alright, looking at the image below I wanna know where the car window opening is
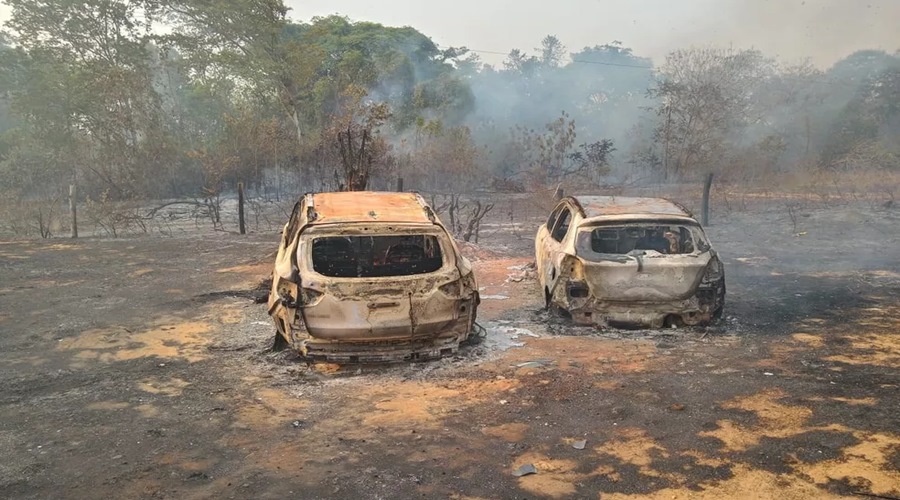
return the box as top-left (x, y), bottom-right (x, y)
top-left (589, 225), bottom-right (698, 255)
top-left (312, 235), bottom-right (444, 278)
top-left (551, 209), bottom-right (572, 242)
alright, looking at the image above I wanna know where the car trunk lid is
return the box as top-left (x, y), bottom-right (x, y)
top-left (578, 253), bottom-right (710, 301)
top-left (573, 222), bottom-right (713, 302)
top-left (297, 228), bottom-right (464, 341)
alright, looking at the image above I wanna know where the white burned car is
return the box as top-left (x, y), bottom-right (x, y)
top-left (536, 196), bottom-right (725, 328)
top-left (267, 191), bottom-right (479, 362)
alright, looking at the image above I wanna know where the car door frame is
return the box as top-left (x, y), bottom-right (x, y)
top-left (268, 198), bottom-right (307, 339)
top-left (536, 201), bottom-right (564, 289)
top-left (537, 200), bottom-right (575, 300)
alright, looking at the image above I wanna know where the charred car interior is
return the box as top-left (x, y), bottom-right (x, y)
top-left (584, 224), bottom-right (706, 255)
top-left (311, 235), bottom-right (444, 278)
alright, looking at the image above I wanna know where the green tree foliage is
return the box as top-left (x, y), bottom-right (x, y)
top-left (3, 0), bottom-right (173, 198)
top-left (2, 0), bottom-right (898, 225)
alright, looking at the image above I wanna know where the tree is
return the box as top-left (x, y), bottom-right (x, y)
top-left (824, 60), bottom-right (900, 168)
top-left (324, 85), bottom-right (393, 191)
top-left (405, 121), bottom-right (483, 191)
top-left (568, 139), bottom-right (616, 178)
top-left (538, 35), bottom-right (566, 68)
top-left (4, 0), bottom-right (175, 198)
top-left (161, 0), bottom-right (322, 149)
top-left (648, 47), bottom-right (774, 178)
top-left (503, 49), bottom-right (539, 77)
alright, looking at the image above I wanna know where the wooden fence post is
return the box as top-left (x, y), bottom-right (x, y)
top-left (701, 173), bottom-right (714, 226)
top-left (69, 184), bottom-right (78, 238)
top-left (397, 177), bottom-right (404, 192)
top-left (237, 181), bottom-right (246, 235)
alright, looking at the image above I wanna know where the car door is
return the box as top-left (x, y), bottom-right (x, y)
top-left (545, 206), bottom-right (573, 295)
top-left (268, 201), bottom-right (305, 334)
top-left (536, 202), bottom-right (564, 289)
top-left (537, 202), bottom-right (572, 295)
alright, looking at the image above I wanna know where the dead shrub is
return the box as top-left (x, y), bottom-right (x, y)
top-left (0, 191), bottom-right (64, 238)
top-left (83, 190), bottom-right (147, 237)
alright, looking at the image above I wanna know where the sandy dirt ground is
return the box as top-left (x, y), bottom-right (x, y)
top-left (1, 197), bottom-right (899, 499)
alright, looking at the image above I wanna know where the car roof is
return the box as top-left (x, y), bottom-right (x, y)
top-left (307, 191), bottom-right (434, 225)
top-left (570, 195), bottom-right (694, 219)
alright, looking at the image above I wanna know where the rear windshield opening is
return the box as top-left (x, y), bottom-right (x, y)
top-left (311, 235), bottom-right (444, 278)
top-left (588, 225), bottom-right (698, 255)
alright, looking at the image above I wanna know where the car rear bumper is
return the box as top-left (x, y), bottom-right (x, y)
top-left (561, 280), bottom-right (725, 328)
top-left (292, 310), bottom-right (476, 363)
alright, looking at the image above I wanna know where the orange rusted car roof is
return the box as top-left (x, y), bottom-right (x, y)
top-left (310, 191), bottom-right (433, 224)
top-left (574, 196), bottom-right (693, 219)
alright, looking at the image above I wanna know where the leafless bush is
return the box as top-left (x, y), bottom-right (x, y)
top-left (245, 197), bottom-right (293, 232)
top-left (0, 196), bottom-right (63, 238)
top-left (429, 193), bottom-right (495, 243)
top-left (83, 191), bottom-right (147, 237)
top-left (461, 200), bottom-right (495, 243)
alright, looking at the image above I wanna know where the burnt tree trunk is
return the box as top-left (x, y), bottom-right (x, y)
top-left (238, 182), bottom-right (246, 235)
top-left (337, 126), bottom-right (371, 191)
top-left (701, 173), bottom-right (714, 226)
top-left (69, 184), bottom-right (78, 239)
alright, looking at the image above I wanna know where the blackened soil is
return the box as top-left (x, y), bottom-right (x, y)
top-left (1, 201), bottom-right (899, 499)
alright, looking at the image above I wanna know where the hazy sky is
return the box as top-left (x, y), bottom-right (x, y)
top-left (287, 0), bottom-right (900, 68)
top-left (1, 0), bottom-right (898, 68)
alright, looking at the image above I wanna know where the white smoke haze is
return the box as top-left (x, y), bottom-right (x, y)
top-left (1, 0), bottom-right (898, 200)
top-left (287, 0), bottom-right (900, 69)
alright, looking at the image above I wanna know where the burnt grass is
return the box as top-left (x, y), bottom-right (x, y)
top-left (0, 199), bottom-right (899, 499)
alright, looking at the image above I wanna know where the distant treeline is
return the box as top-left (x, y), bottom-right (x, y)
top-left (1, 0), bottom-right (898, 208)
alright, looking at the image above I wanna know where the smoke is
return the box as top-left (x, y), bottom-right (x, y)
top-left (649, 0), bottom-right (900, 68)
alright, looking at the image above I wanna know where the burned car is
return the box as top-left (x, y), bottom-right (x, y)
top-left (267, 191), bottom-right (479, 362)
top-left (536, 196), bottom-right (725, 328)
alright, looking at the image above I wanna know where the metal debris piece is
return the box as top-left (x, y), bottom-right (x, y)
top-left (572, 439), bottom-right (587, 450)
top-left (513, 464), bottom-right (537, 477)
top-left (515, 359), bottom-right (553, 369)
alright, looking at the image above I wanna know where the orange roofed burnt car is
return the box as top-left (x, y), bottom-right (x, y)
top-left (536, 196), bottom-right (725, 328)
top-left (267, 191), bottom-right (480, 362)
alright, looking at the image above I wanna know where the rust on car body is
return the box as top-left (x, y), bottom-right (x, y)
top-left (579, 196), bottom-right (694, 218)
top-left (267, 191), bottom-right (479, 363)
top-left (535, 195), bottom-right (725, 328)
top-left (308, 191), bottom-right (435, 225)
